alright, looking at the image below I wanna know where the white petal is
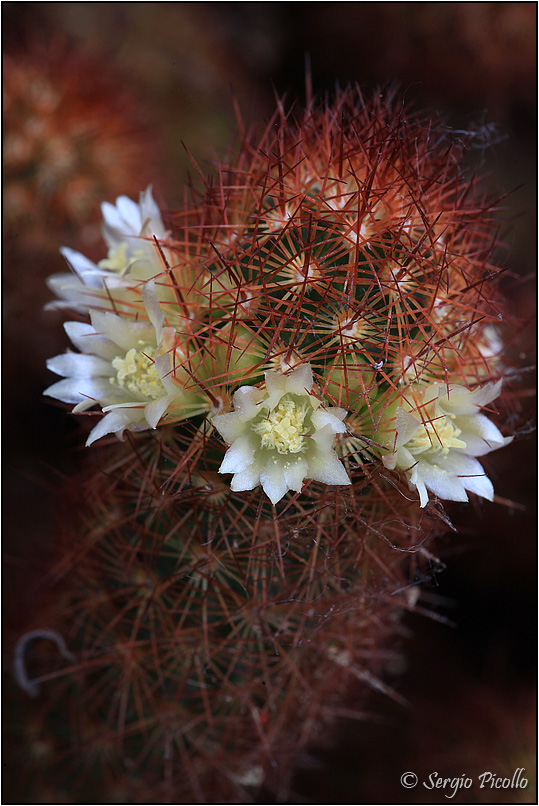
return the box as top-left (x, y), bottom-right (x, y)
top-left (140, 185), bottom-right (160, 216)
top-left (420, 384), bottom-right (442, 408)
top-left (101, 200), bottom-right (124, 232)
top-left (47, 274), bottom-right (101, 306)
top-left (395, 407), bottom-right (422, 448)
top-left (310, 423), bottom-right (338, 452)
top-left (72, 399), bottom-right (102, 413)
top-left (159, 327), bottom-right (176, 353)
top-left (45, 276), bottom-right (82, 303)
top-left (44, 299), bottom-right (79, 313)
top-left (44, 377), bottom-right (119, 405)
top-left (307, 449), bottom-right (350, 486)
top-left (144, 394), bottom-right (173, 429)
top-left (61, 321), bottom-right (95, 351)
top-left (284, 363), bottom-right (313, 395)
top-left (59, 247), bottom-right (102, 284)
top-left (230, 464), bottom-right (261, 492)
top-left (311, 408), bottom-right (347, 435)
top-left (455, 413), bottom-right (511, 456)
top-left (102, 401), bottom-right (147, 414)
top-left (414, 475), bottom-right (430, 508)
top-left (143, 279), bottom-right (165, 340)
top-left (117, 195), bottom-right (142, 233)
top-left (63, 322), bottom-right (118, 361)
top-left (283, 458), bottom-right (309, 493)
top-left (102, 198), bottom-right (140, 243)
top-left (439, 380), bottom-right (502, 415)
top-left (475, 379), bottom-right (503, 407)
top-left (397, 445), bottom-right (416, 470)
top-left (264, 370), bottom-right (287, 397)
top-left (417, 461), bottom-right (469, 503)
top-left (72, 388), bottom-right (127, 412)
top-left (219, 436), bottom-right (256, 474)
top-left (212, 411), bottom-right (247, 445)
top-left (139, 186), bottom-right (167, 237)
top-left (265, 388), bottom-right (286, 411)
top-left (321, 405), bottom-right (347, 423)
top-left (434, 453), bottom-right (494, 501)
top-left (231, 386), bottom-right (263, 419)
top-left (382, 452), bottom-right (398, 471)
top-left (153, 352), bottom-right (173, 391)
top-left (47, 353), bottom-right (111, 378)
top-left (260, 459), bottom-right (290, 505)
top-left (89, 310), bottom-right (154, 351)
top-left (86, 409), bottom-right (147, 446)
top-left (459, 472), bottom-right (494, 501)
top-left (434, 452), bottom-right (483, 476)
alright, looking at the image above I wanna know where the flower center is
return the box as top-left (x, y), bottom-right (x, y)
top-left (254, 399), bottom-right (307, 454)
top-left (99, 242), bottom-right (132, 273)
top-left (98, 242), bottom-right (143, 274)
top-left (407, 414), bottom-right (466, 456)
top-left (110, 343), bottom-right (165, 399)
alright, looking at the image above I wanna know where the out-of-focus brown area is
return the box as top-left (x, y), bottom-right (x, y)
top-left (3, 3), bottom-right (535, 803)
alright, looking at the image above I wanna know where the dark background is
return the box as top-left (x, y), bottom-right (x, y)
top-left (4, 3), bottom-right (536, 803)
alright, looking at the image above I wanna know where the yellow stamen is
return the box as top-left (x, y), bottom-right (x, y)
top-left (408, 415), bottom-right (466, 456)
top-left (110, 343), bottom-right (165, 399)
top-left (254, 399), bottom-right (307, 454)
top-left (98, 242), bottom-right (132, 273)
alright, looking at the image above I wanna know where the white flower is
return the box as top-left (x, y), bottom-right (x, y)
top-left (380, 380), bottom-right (512, 508)
top-left (212, 364), bottom-right (351, 505)
top-left (44, 280), bottom-right (203, 445)
top-left (46, 187), bottom-right (170, 314)
top-left (100, 185), bottom-right (168, 253)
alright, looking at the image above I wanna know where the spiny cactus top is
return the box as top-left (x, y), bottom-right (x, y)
top-left (45, 87), bottom-right (512, 508)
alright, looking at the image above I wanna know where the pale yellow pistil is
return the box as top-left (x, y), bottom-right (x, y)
top-left (254, 400), bottom-right (307, 454)
top-left (407, 415), bottom-right (466, 457)
top-left (110, 343), bottom-right (165, 399)
top-left (99, 242), bottom-right (132, 273)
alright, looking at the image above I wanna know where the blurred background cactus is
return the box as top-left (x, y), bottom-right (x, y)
top-left (4, 3), bottom-right (535, 804)
top-left (3, 30), bottom-right (164, 648)
top-left (3, 37), bottom-right (160, 366)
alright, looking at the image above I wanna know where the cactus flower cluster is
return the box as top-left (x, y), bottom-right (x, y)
top-left (35, 88), bottom-right (515, 801)
top-left (45, 96), bottom-right (512, 510)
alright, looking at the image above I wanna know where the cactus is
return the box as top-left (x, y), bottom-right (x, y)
top-left (18, 86), bottom-right (516, 802)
